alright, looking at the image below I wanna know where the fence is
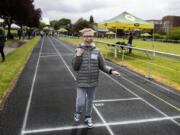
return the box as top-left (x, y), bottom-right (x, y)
top-left (60, 35), bottom-right (180, 79)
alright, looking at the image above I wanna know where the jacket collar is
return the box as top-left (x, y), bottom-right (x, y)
top-left (81, 43), bottom-right (96, 49)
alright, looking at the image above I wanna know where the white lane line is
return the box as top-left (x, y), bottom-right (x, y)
top-left (48, 37), bottom-right (76, 80)
top-left (41, 53), bottom-right (57, 55)
top-left (53, 37), bottom-right (74, 53)
top-left (48, 37), bottom-right (114, 135)
top-left (54, 37), bottom-right (180, 126)
top-left (107, 115), bottom-right (180, 126)
top-left (41, 55), bottom-right (58, 58)
top-left (22, 124), bottom-right (93, 134)
top-left (106, 60), bottom-right (180, 97)
top-left (55, 37), bottom-right (180, 99)
top-left (57, 37), bottom-right (180, 125)
top-left (93, 98), bottom-right (141, 103)
top-left (102, 72), bottom-right (180, 127)
top-left (54, 38), bottom-right (180, 111)
top-left (93, 105), bottom-right (115, 135)
top-left (23, 115), bottom-right (180, 134)
top-left (21, 38), bottom-right (45, 135)
top-left (54, 36), bottom-right (176, 94)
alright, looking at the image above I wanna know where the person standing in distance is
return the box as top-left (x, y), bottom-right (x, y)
top-left (128, 32), bottom-right (133, 54)
top-left (0, 24), bottom-right (6, 62)
top-left (72, 28), bottom-right (120, 128)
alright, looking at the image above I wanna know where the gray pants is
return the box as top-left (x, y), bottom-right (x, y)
top-left (76, 87), bottom-right (96, 117)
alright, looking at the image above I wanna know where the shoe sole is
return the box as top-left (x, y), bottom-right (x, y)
top-left (84, 122), bottom-right (93, 129)
top-left (87, 125), bottom-right (93, 129)
top-left (74, 117), bottom-right (80, 122)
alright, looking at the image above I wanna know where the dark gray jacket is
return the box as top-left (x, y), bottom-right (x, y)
top-left (72, 43), bottom-right (113, 88)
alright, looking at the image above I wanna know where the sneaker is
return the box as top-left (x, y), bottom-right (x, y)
top-left (74, 112), bottom-right (81, 122)
top-left (84, 117), bottom-right (93, 128)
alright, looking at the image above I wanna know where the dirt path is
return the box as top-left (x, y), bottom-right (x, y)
top-left (4, 39), bottom-right (29, 55)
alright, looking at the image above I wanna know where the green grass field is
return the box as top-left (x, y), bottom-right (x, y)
top-left (60, 37), bottom-right (180, 90)
top-left (0, 36), bottom-right (41, 101)
top-left (94, 38), bottom-right (180, 55)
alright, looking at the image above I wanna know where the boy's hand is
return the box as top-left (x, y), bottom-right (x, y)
top-left (112, 71), bottom-right (120, 76)
top-left (76, 48), bottom-right (84, 56)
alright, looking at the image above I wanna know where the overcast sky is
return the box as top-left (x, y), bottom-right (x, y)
top-left (34, 0), bottom-right (180, 24)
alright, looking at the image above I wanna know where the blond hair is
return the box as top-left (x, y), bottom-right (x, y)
top-left (80, 28), bottom-right (95, 35)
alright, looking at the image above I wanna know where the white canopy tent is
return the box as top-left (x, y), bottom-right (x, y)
top-left (5, 24), bottom-right (21, 29)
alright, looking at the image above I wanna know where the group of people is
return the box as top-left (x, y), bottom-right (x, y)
top-left (18, 29), bottom-right (33, 40)
top-left (0, 26), bottom-right (39, 62)
top-left (40, 31), bottom-right (50, 37)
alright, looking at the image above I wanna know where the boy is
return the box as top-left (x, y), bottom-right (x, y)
top-left (72, 28), bottom-right (120, 128)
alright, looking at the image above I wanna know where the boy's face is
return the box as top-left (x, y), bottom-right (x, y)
top-left (82, 31), bottom-right (94, 46)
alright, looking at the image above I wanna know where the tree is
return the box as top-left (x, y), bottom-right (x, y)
top-left (15, 0), bottom-right (41, 28)
top-left (156, 29), bottom-right (166, 35)
top-left (56, 18), bottom-right (71, 30)
top-left (0, 0), bottom-right (41, 38)
top-left (26, 8), bottom-right (42, 27)
top-left (167, 27), bottom-right (180, 40)
top-left (89, 16), bottom-right (94, 24)
top-left (58, 18), bottom-right (71, 26)
top-left (50, 18), bottom-right (71, 30)
top-left (50, 20), bottom-right (57, 28)
top-left (39, 22), bottom-right (47, 30)
top-left (72, 18), bottom-right (93, 35)
top-left (50, 20), bottom-right (59, 30)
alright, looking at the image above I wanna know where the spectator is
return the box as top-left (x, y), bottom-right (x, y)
top-left (22, 30), bottom-right (25, 40)
top-left (0, 25), bottom-right (6, 62)
top-left (128, 33), bottom-right (133, 54)
top-left (18, 29), bottom-right (21, 40)
top-left (28, 30), bottom-right (31, 39)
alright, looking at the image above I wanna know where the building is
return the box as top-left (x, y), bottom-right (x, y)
top-left (161, 16), bottom-right (180, 32)
top-left (93, 25), bottom-right (108, 37)
top-left (146, 19), bottom-right (161, 32)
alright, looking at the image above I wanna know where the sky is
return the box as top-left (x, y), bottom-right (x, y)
top-left (34, 0), bottom-right (180, 24)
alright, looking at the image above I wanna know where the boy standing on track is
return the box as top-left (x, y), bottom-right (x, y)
top-left (72, 28), bottom-right (120, 128)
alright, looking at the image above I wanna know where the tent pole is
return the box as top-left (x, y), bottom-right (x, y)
top-left (115, 27), bottom-right (117, 41)
top-left (152, 28), bottom-right (155, 56)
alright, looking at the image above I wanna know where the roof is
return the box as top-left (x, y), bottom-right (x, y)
top-left (93, 25), bottom-right (108, 32)
top-left (98, 11), bottom-right (154, 29)
top-left (101, 11), bottom-right (150, 23)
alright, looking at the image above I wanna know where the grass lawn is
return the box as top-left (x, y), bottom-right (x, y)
top-left (0, 36), bottom-right (41, 103)
top-left (60, 37), bottom-right (180, 91)
top-left (94, 38), bottom-right (180, 55)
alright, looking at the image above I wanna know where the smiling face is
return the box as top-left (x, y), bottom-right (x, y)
top-left (82, 30), bottom-right (94, 46)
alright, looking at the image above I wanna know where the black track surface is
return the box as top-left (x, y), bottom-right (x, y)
top-left (0, 37), bottom-right (180, 135)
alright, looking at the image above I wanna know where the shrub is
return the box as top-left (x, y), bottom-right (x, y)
top-left (153, 33), bottom-right (161, 39)
top-left (167, 27), bottom-right (180, 40)
top-left (157, 29), bottom-right (166, 35)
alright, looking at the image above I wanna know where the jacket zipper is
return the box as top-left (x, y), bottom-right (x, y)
top-left (88, 48), bottom-right (90, 86)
